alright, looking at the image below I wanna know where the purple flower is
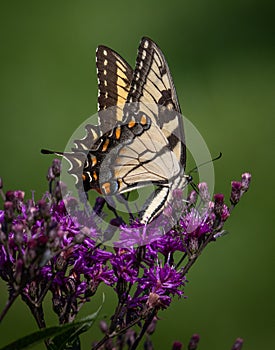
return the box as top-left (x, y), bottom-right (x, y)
top-left (116, 222), bottom-right (163, 247)
top-left (150, 230), bottom-right (185, 258)
top-left (0, 159), bottom-right (252, 348)
top-left (134, 264), bottom-right (185, 309)
top-left (111, 248), bottom-right (139, 283)
top-left (180, 208), bottom-right (211, 239)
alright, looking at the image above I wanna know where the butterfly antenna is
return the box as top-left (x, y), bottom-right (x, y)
top-left (41, 149), bottom-right (64, 156)
top-left (189, 152), bottom-right (222, 174)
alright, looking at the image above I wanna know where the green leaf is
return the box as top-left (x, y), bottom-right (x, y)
top-left (0, 294), bottom-right (105, 350)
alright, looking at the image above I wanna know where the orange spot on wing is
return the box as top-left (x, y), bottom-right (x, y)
top-left (102, 139), bottom-right (110, 152)
top-left (91, 156), bottom-right (97, 166)
top-left (140, 114), bottom-right (147, 125)
top-left (115, 126), bottom-right (121, 139)
top-left (128, 119), bottom-right (136, 128)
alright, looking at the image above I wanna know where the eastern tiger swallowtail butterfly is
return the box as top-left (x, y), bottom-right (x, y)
top-left (42, 37), bottom-right (190, 224)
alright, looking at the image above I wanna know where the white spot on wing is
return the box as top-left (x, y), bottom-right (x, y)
top-left (103, 50), bottom-right (108, 56)
top-left (144, 40), bottom-right (149, 49)
top-left (142, 50), bottom-right (146, 60)
top-left (87, 172), bottom-right (93, 182)
top-left (72, 174), bottom-right (79, 184)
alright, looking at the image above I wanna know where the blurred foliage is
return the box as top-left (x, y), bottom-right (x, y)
top-left (0, 0), bottom-right (274, 349)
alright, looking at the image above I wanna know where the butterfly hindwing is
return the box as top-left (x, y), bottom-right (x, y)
top-left (107, 120), bottom-right (181, 194)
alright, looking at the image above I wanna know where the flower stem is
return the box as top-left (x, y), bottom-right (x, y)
top-left (0, 291), bottom-right (19, 323)
top-left (129, 309), bottom-right (156, 350)
top-left (92, 313), bottom-right (145, 350)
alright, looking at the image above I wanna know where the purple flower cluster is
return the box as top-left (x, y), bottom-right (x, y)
top-left (0, 160), bottom-right (251, 350)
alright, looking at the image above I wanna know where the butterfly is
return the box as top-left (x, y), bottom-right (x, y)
top-left (42, 37), bottom-right (189, 224)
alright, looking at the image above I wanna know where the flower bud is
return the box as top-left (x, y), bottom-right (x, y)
top-left (172, 341), bottom-right (182, 350)
top-left (230, 181), bottom-right (242, 205)
top-left (47, 167), bottom-right (55, 181)
top-left (187, 190), bottom-right (197, 205)
top-left (38, 200), bottom-right (51, 218)
top-left (198, 182), bottom-right (210, 202)
top-left (99, 320), bottom-right (108, 333)
top-left (12, 223), bottom-right (24, 244)
top-left (4, 201), bottom-right (14, 220)
top-left (5, 191), bottom-right (15, 202)
top-left (52, 159), bottom-right (61, 177)
top-left (14, 190), bottom-right (25, 201)
top-left (214, 193), bottom-right (224, 216)
top-left (231, 337), bottom-right (243, 350)
top-left (221, 204), bottom-right (230, 221)
top-left (241, 173), bottom-right (251, 193)
top-left (188, 333), bottom-right (200, 350)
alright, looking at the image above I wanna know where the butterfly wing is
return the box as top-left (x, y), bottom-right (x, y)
top-left (96, 45), bottom-right (133, 133)
top-left (64, 47), bottom-right (133, 190)
top-left (65, 38), bottom-right (187, 223)
top-left (99, 120), bottom-right (181, 195)
top-left (125, 37), bottom-right (186, 168)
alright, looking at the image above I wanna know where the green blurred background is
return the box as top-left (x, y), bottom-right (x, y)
top-left (0, 0), bottom-right (274, 349)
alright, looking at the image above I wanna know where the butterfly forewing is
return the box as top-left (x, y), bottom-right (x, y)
top-left (96, 45), bottom-right (133, 133)
top-left (125, 37), bottom-right (186, 168)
